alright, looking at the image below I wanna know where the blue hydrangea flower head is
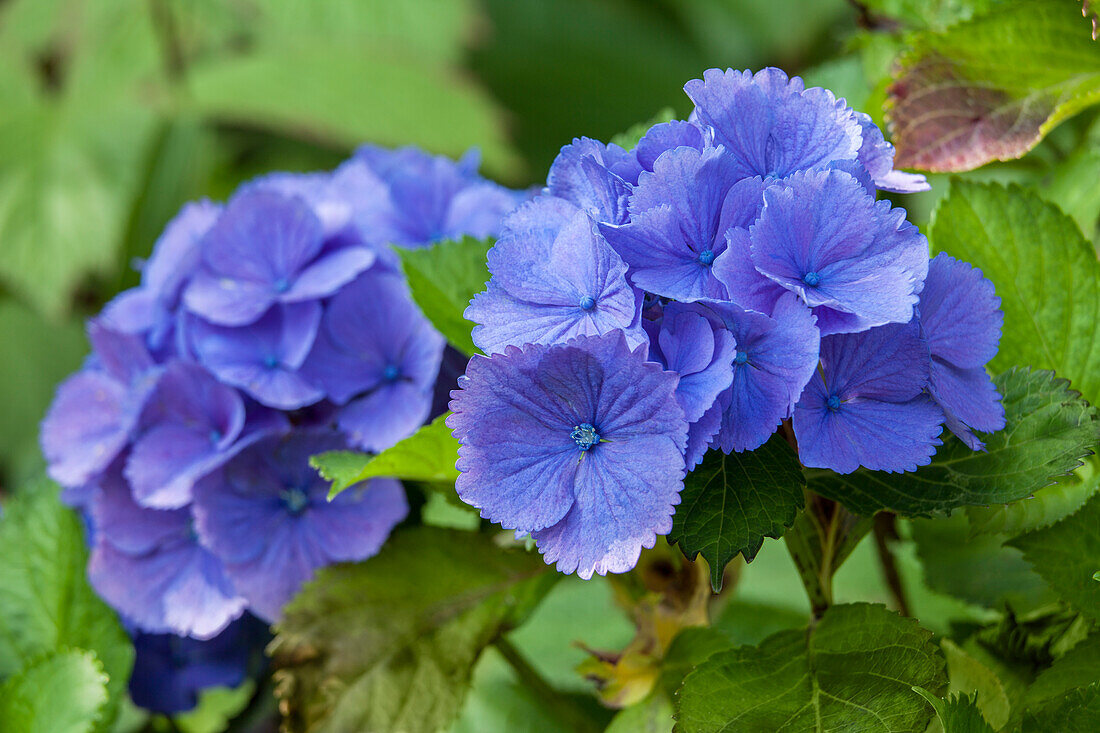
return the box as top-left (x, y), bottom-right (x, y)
top-left (733, 168), bottom-right (928, 334)
top-left (546, 137), bottom-right (641, 224)
top-left (188, 303), bottom-right (324, 410)
top-left (634, 120), bottom-right (711, 173)
top-left (705, 293), bottom-right (821, 453)
top-left (644, 301), bottom-right (736, 467)
top-left (918, 252), bottom-right (1005, 449)
top-left (793, 321), bottom-right (944, 473)
top-left (601, 145), bottom-right (746, 301)
top-left (684, 67), bottom-right (863, 180)
top-left (300, 270), bottom-right (445, 451)
top-left (40, 322), bottom-right (160, 488)
top-left (192, 429), bottom-right (408, 622)
top-left (447, 331), bottom-right (688, 578)
top-left (467, 196), bottom-right (646, 354)
top-left (353, 145), bottom-right (525, 247)
top-left (88, 464), bottom-right (246, 639)
top-left (183, 189), bottom-right (376, 327)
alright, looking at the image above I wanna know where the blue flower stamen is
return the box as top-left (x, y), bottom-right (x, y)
top-left (382, 364), bottom-right (401, 382)
top-left (282, 488), bottom-right (310, 515)
top-left (579, 296), bottom-right (596, 311)
top-left (826, 394), bottom-right (842, 411)
top-left (803, 271), bottom-right (821, 287)
top-left (209, 429), bottom-right (223, 445)
top-left (734, 351), bottom-right (748, 365)
top-left (697, 249), bottom-right (716, 266)
top-left (570, 423), bottom-right (601, 451)
top-left (273, 277), bottom-right (290, 293)
top-left (263, 355), bottom-right (279, 369)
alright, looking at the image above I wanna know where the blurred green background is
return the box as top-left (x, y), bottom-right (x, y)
top-left (0, 0), bottom-right (863, 488)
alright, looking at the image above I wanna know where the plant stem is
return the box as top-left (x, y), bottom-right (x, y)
top-left (785, 493), bottom-right (872, 619)
top-left (495, 636), bottom-right (600, 733)
top-left (872, 513), bottom-right (912, 616)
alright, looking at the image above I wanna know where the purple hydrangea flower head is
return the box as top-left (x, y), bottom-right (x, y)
top-left (645, 302), bottom-right (736, 467)
top-left (353, 145), bottom-right (524, 247)
top-left (182, 189), bottom-right (376, 326)
top-left (918, 252), bottom-right (1005, 450)
top-left (736, 169), bottom-right (928, 334)
top-left (467, 197), bottom-right (646, 354)
top-left (601, 146), bottom-right (746, 301)
top-left (684, 68), bottom-right (862, 180)
top-left (192, 430), bottom-right (408, 622)
top-left (188, 303), bottom-right (324, 410)
top-left (447, 331), bottom-right (688, 579)
top-left (300, 270), bottom-right (445, 451)
top-left (634, 120), bottom-right (710, 173)
top-left (546, 137), bottom-right (641, 224)
top-left (41, 323), bottom-right (160, 487)
top-left (129, 615), bottom-right (267, 714)
top-left (793, 321), bottom-right (944, 473)
top-left (88, 465), bottom-right (246, 639)
top-left (852, 111), bottom-right (930, 194)
top-left (706, 293), bottom-right (821, 453)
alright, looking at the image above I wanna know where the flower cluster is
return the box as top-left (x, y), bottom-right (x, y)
top-left (41, 146), bottom-right (522, 648)
top-left (451, 68), bottom-right (1005, 579)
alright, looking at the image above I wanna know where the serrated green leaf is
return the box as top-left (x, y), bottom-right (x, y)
top-left (940, 639), bottom-right (1011, 730)
top-left (1023, 632), bottom-right (1100, 713)
top-left (913, 689), bottom-right (996, 733)
top-left (0, 480), bottom-right (133, 731)
top-left (1009, 493), bottom-right (1100, 622)
top-left (605, 692), bottom-right (673, 733)
top-left (930, 181), bottom-right (1100, 405)
top-left (810, 368), bottom-right (1100, 517)
top-left (967, 455), bottom-right (1100, 537)
top-left (675, 603), bottom-right (946, 733)
top-left (669, 436), bottom-right (805, 591)
top-left (856, 0), bottom-right (1002, 30)
top-left (609, 108), bottom-right (675, 150)
top-left (174, 680), bottom-right (256, 733)
top-left (0, 649), bottom-right (109, 733)
top-left (1022, 682), bottom-right (1100, 732)
top-left (269, 527), bottom-right (555, 733)
top-left (398, 237), bottom-right (494, 356)
top-left (886, 2), bottom-right (1100, 172)
top-left (312, 413), bottom-right (461, 499)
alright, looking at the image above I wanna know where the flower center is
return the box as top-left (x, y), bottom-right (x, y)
top-left (263, 355), bottom-right (279, 369)
top-left (282, 488), bottom-right (310, 515)
top-left (826, 394), bottom-right (842, 411)
top-left (579, 295), bottom-right (596, 311)
top-left (209, 429), bottom-right (223, 445)
top-left (697, 249), bottom-right (716, 266)
top-left (274, 277), bottom-right (291, 293)
top-left (382, 364), bottom-right (401, 382)
top-left (803, 271), bottom-right (821, 287)
top-left (570, 423), bottom-right (601, 451)
top-left (734, 351), bottom-right (748, 365)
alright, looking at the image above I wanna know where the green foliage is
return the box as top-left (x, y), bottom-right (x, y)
top-left (0, 480), bottom-right (133, 731)
top-left (0, 649), bottom-right (109, 733)
top-left (858, 0), bottom-right (1002, 30)
top-left (269, 527), bottom-right (556, 733)
top-left (398, 237), bottom-right (494, 356)
top-left (1009, 493), bottom-right (1100, 623)
top-left (675, 603), bottom-right (946, 732)
top-left (966, 456), bottom-right (1100, 537)
top-left (810, 368), bottom-right (1100, 516)
top-left (930, 182), bottom-right (1100, 405)
top-left (912, 689), bottom-right (996, 733)
top-left (783, 498), bottom-right (872, 616)
top-left (312, 414), bottom-right (461, 498)
top-left (1022, 683), bottom-right (1100, 732)
top-left (940, 639), bottom-right (1011, 730)
top-left (669, 436), bottom-right (805, 591)
top-left (1023, 633), bottom-right (1100, 712)
top-left (886, 1), bottom-right (1100, 172)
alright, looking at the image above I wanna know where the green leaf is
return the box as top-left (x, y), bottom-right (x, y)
top-left (669, 436), bottom-right (805, 591)
top-left (886, 2), bottom-right (1100, 172)
top-left (1024, 633), bottom-right (1100, 712)
top-left (856, 0), bottom-right (1002, 30)
top-left (912, 689), bottom-right (996, 733)
top-left (675, 603), bottom-right (946, 733)
top-left (1022, 683), bottom-right (1100, 732)
top-left (940, 639), bottom-right (1011, 730)
top-left (605, 692), bottom-right (673, 733)
top-left (0, 480), bottom-right (134, 731)
top-left (910, 512), bottom-right (1056, 612)
top-left (810, 368), bottom-right (1100, 516)
top-left (783, 497), bottom-right (873, 616)
top-left (0, 650), bottom-right (109, 733)
top-left (398, 237), bottom-right (493, 356)
top-left (609, 108), bottom-right (675, 150)
top-left (269, 527), bottom-right (555, 733)
top-left (1009, 493), bottom-right (1100, 622)
top-left (966, 455), bottom-right (1100, 536)
top-left (930, 181), bottom-right (1100, 405)
top-left (312, 413), bottom-right (461, 498)
top-left (174, 680), bottom-right (256, 733)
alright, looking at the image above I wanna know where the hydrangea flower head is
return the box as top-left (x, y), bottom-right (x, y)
top-left (448, 331), bottom-right (687, 578)
top-left (793, 321), bottom-right (944, 473)
top-left (467, 196), bottom-right (645, 354)
top-left (918, 252), bottom-right (1005, 449)
top-left (546, 137), bottom-right (641, 224)
top-left (192, 429), bottom-right (408, 622)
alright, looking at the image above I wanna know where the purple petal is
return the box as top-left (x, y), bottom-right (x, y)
top-left (547, 138), bottom-right (638, 224)
top-left (930, 360), bottom-right (1005, 450)
top-left (41, 371), bottom-right (133, 487)
top-left (635, 120), bottom-right (709, 171)
top-left (852, 112), bottom-right (931, 193)
top-left (182, 273), bottom-right (275, 327)
top-left (126, 424), bottom-right (225, 509)
top-left (143, 200), bottom-right (222, 306)
top-left (88, 321), bottom-right (155, 385)
top-left (91, 463), bottom-right (189, 555)
top-left (338, 381), bottom-right (434, 453)
top-left (284, 246), bottom-right (376, 303)
top-left (655, 303), bottom-right (736, 423)
top-left (304, 478), bottom-right (408, 561)
top-left (444, 182), bottom-right (525, 240)
top-left (919, 252), bottom-right (1002, 369)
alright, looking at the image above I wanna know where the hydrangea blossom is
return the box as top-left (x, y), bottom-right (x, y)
top-left (193, 430), bottom-right (408, 622)
top-left (918, 252), bottom-right (1006, 449)
top-left (467, 197), bottom-right (645, 354)
top-left (448, 332), bottom-right (687, 578)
